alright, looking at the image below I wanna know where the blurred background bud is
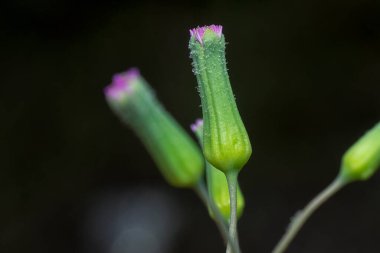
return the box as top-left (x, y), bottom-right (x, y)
top-left (105, 69), bottom-right (204, 187)
top-left (340, 121), bottom-right (380, 182)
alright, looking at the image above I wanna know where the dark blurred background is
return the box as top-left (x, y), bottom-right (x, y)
top-left (1, 0), bottom-right (380, 252)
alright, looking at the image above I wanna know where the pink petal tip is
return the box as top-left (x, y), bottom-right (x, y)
top-left (104, 68), bottom-right (140, 100)
top-left (189, 25), bottom-right (223, 44)
top-left (190, 118), bottom-right (204, 133)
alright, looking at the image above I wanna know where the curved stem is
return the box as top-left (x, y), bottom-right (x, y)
top-left (194, 180), bottom-right (241, 253)
top-left (226, 171), bottom-right (241, 253)
top-left (272, 176), bottom-right (347, 253)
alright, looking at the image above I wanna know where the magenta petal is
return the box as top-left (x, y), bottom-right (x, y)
top-left (104, 68), bottom-right (140, 100)
top-left (190, 123), bottom-right (198, 133)
top-left (190, 118), bottom-right (204, 133)
top-left (189, 25), bottom-right (223, 44)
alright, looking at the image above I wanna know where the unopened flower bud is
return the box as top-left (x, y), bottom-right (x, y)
top-left (191, 119), bottom-right (245, 221)
top-left (340, 122), bottom-right (380, 182)
top-left (104, 68), bottom-right (204, 187)
top-left (189, 25), bottom-right (252, 173)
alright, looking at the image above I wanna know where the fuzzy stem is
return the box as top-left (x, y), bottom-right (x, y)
top-left (226, 171), bottom-right (241, 253)
top-left (272, 176), bottom-right (347, 253)
top-left (194, 179), bottom-right (240, 253)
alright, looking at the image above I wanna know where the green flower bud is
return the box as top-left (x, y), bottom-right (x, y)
top-left (104, 68), bottom-right (204, 188)
top-left (189, 25), bottom-right (252, 173)
top-left (191, 119), bottom-right (245, 221)
top-left (340, 122), bottom-right (380, 182)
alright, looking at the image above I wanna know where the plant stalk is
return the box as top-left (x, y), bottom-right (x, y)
top-left (194, 179), bottom-right (241, 253)
top-left (272, 176), bottom-right (347, 253)
top-left (226, 171), bottom-right (241, 253)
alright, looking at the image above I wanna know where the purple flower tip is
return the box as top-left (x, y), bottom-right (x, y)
top-left (104, 68), bottom-right (140, 100)
top-left (190, 118), bottom-right (204, 133)
top-left (189, 25), bottom-right (223, 44)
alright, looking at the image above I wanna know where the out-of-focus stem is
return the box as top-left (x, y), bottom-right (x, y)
top-left (272, 176), bottom-right (347, 253)
top-left (194, 180), bottom-right (240, 253)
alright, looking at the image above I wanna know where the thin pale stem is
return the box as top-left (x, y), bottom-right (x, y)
top-left (272, 176), bottom-right (347, 253)
top-left (226, 171), bottom-right (241, 253)
top-left (194, 180), bottom-right (240, 253)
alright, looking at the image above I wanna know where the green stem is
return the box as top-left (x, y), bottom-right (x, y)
top-left (272, 176), bottom-right (347, 253)
top-left (194, 180), bottom-right (240, 253)
top-left (226, 171), bottom-right (241, 253)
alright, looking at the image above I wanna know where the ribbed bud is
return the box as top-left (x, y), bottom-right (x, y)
top-left (189, 25), bottom-right (252, 173)
top-left (191, 119), bottom-right (245, 221)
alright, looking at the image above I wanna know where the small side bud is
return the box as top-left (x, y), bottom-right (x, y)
top-left (104, 68), bottom-right (204, 188)
top-left (189, 25), bottom-right (252, 173)
top-left (191, 119), bottom-right (245, 221)
top-left (340, 122), bottom-right (380, 182)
